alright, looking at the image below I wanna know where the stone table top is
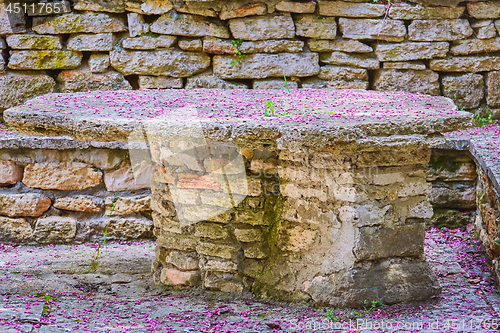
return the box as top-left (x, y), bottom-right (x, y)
top-left (4, 89), bottom-right (473, 150)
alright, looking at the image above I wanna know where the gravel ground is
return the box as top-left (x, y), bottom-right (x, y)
top-left (1, 228), bottom-right (499, 333)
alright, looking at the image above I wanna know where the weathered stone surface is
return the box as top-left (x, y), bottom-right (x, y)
top-left (430, 186), bottom-right (476, 209)
top-left (175, 1), bottom-right (218, 17)
top-left (318, 66), bottom-right (368, 81)
top-left (358, 148), bottom-right (431, 167)
top-left (107, 216), bottom-right (153, 238)
top-left (307, 38), bottom-right (372, 53)
top-left (374, 42), bottom-right (449, 61)
top-left (178, 38), bottom-right (202, 51)
top-left (408, 19), bottom-right (473, 41)
top-left (442, 73), bottom-right (484, 109)
top-left (220, 3), bottom-right (267, 20)
top-left (105, 195), bottom-right (151, 215)
top-left (279, 225), bottom-right (317, 252)
top-left (160, 268), bottom-right (200, 286)
top-left (383, 61), bottom-right (426, 70)
top-left (157, 233), bottom-right (197, 251)
top-left (128, 12), bottom-right (148, 37)
top-left (139, 75), bottom-right (183, 89)
top-left (165, 251), bottom-right (199, 271)
top-left (8, 51), bottom-right (82, 70)
top-left (239, 39), bottom-right (304, 53)
top-left (6, 35), bottom-right (62, 50)
top-left (32, 13), bottom-right (127, 34)
top-left (89, 53), bottom-right (110, 73)
top-left (0, 217), bottom-right (32, 242)
top-left (74, 0), bottom-right (125, 13)
top-left (196, 242), bottom-right (237, 259)
top-left (110, 50), bottom-right (210, 76)
top-left (33, 216), bottom-right (77, 243)
top-left (430, 56), bottom-right (500, 72)
top-left (320, 51), bottom-right (379, 69)
top-left (213, 52), bottom-right (319, 79)
top-left (26, 1), bottom-right (71, 16)
top-left (276, 1), bottom-right (315, 13)
top-left (450, 37), bottom-right (500, 55)
top-left (486, 71), bottom-right (500, 108)
top-left (301, 78), bottom-right (369, 89)
top-left (373, 69), bottom-right (440, 96)
top-left (319, 1), bottom-right (386, 17)
top-left (472, 20), bottom-right (497, 39)
top-left (0, 160), bottom-right (23, 185)
top-left (234, 228), bottom-right (263, 242)
top-left (122, 35), bottom-right (176, 50)
top-left (151, 13), bottom-right (229, 38)
top-left (229, 14), bottom-right (295, 41)
top-left (104, 162), bottom-right (150, 191)
top-left (0, 193), bottom-right (51, 217)
top-left (203, 38), bottom-right (237, 54)
top-left (389, 3), bottom-right (464, 19)
top-left (253, 78), bottom-right (298, 89)
top-left (200, 258), bottom-right (238, 272)
top-left (54, 197), bottom-right (102, 213)
top-left (0, 71), bottom-right (55, 111)
top-left (23, 162), bottom-right (102, 190)
top-left (57, 70), bottom-right (132, 93)
top-left (339, 18), bottom-right (406, 42)
top-left (185, 69), bottom-right (249, 89)
top-left (243, 243), bottom-right (268, 258)
top-left (294, 14), bottom-right (337, 39)
top-left (0, 3), bottom-right (26, 34)
top-left (0, 38), bottom-right (5, 49)
top-left (126, 0), bottom-right (173, 14)
top-left (467, 2), bottom-right (500, 19)
top-left (194, 223), bottom-right (228, 240)
top-left (67, 33), bottom-right (115, 52)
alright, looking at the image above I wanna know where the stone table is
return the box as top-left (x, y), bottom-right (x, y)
top-left (4, 89), bottom-right (473, 307)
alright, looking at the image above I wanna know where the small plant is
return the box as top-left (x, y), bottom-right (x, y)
top-left (474, 111), bottom-right (495, 127)
top-left (90, 195), bottom-right (119, 270)
top-left (231, 39), bottom-right (245, 66)
top-left (263, 100), bottom-right (276, 117)
top-left (326, 299), bottom-right (383, 322)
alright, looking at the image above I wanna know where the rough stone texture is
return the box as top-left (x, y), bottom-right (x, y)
top-left (67, 33), bottom-right (115, 52)
top-left (318, 66), bottom-right (368, 81)
top-left (275, 1), bottom-right (315, 13)
top-left (139, 76), bottom-right (183, 89)
top-left (408, 19), bottom-right (473, 41)
top-left (213, 52), bottom-right (319, 79)
top-left (307, 38), bottom-right (372, 53)
top-left (238, 39), bottom-right (304, 53)
top-left (383, 61), bottom-right (426, 70)
top-left (126, 0), bottom-right (173, 14)
top-left (178, 39), bottom-right (203, 51)
top-left (160, 268), bottom-right (200, 286)
top-left (486, 71), bottom-right (500, 108)
top-left (442, 73), bottom-right (484, 110)
top-left (53, 197), bottom-right (103, 213)
top-left (33, 216), bottom-right (77, 243)
top-left (104, 162), bottom-right (150, 191)
top-left (319, 1), bottom-right (386, 18)
top-left (110, 50), bottom-right (210, 77)
top-left (467, 2), bottom-right (500, 19)
top-left (339, 18), bottom-right (406, 42)
top-left (320, 51), bottom-right (379, 69)
top-left (472, 20), bottom-right (497, 39)
top-left (203, 38), bottom-right (237, 54)
top-left (56, 70), bottom-right (132, 93)
top-left (0, 160), bottom-right (23, 185)
top-left (8, 51), bottom-right (82, 70)
top-left (175, 1), bottom-right (218, 17)
top-left (151, 13), bottom-right (229, 38)
top-left (23, 162), bottom-right (102, 190)
top-left (374, 69), bottom-right (440, 96)
top-left (165, 251), bottom-right (199, 271)
top-left (185, 69), bottom-right (249, 89)
top-left (107, 216), bottom-right (153, 239)
top-left (229, 13), bottom-right (295, 41)
top-left (294, 14), bottom-right (337, 39)
top-left (253, 78), bottom-right (298, 89)
top-left (32, 13), bottom-right (127, 34)
top-left (220, 3), bottom-right (267, 20)
top-left (0, 217), bottom-right (32, 242)
top-left (430, 186), bottom-right (476, 209)
top-left (74, 0), bottom-right (125, 13)
top-left (389, 3), bottom-right (465, 19)
top-left (194, 223), bottom-right (229, 240)
top-left (88, 53), bottom-right (110, 73)
top-left (430, 56), bottom-right (500, 72)
top-left (374, 42), bottom-right (449, 61)
top-left (6, 35), bottom-right (62, 50)
top-left (0, 71), bottom-right (55, 111)
top-left (127, 12), bottom-right (148, 37)
top-left (301, 78), bottom-right (369, 89)
top-left (0, 193), bottom-right (51, 217)
top-left (449, 38), bottom-right (500, 55)
top-left (105, 195), bottom-right (151, 215)
top-left (122, 35), bottom-right (176, 50)
top-left (0, 2), bottom-right (26, 34)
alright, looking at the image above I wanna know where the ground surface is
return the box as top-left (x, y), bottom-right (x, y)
top-left (1, 228), bottom-right (499, 333)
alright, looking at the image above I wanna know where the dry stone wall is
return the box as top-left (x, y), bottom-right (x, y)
top-left (1, 0), bottom-right (500, 115)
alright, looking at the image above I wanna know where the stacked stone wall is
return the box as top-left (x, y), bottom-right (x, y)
top-left (2, 0), bottom-right (500, 116)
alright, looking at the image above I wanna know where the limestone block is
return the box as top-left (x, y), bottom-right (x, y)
top-left (389, 3), bottom-right (464, 19)
top-left (0, 217), bottom-right (32, 242)
top-left (89, 53), bottom-right (110, 73)
top-left (67, 33), bottom-right (115, 51)
top-left (33, 216), bottom-right (77, 243)
top-left (307, 38), bottom-right (372, 53)
top-left (200, 259), bottom-right (238, 272)
top-left (166, 251), bottom-right (199, 271)
top-left (319, 1), bottom-right (386, 18)
top-left (220, 3), bottom-right (267, 20)
top-left (104, 162), bottom-right (150, 191)
top-left (0, 160), bottom-right (23, 185)
top-left (241, 259), bottom-right (263, 278)
top-left (301, 78), bottom-right (368, 90)
top-left (353, 223), bottom-right (425, 260)
top-left (203, 38), bottom-right (236, 55)
top-left (204, 272), bottom-right (243, 292)
top-left (318, 66), bottom-right (368, 81)
top-left (229, 13), bottom-right (295, 41)
top-left (106, 216), bottom-right (153, 238)
top-left (283, 198), bottom-right (340, 226)
top-left (151, 13), bottom-right (229, 38)
top-left (355, 204), bottom-right (392, 227)
top-left (23, 162), bottom-right (102, 190)
top-left (243, 243), bottom-right (268, 258)
top-left (0, 2), bottom-right (26, 34)
top-left (339, 18), bottom-right (406, 42)
top-left (276, 1), bottom-right (315, 13)
top-left (398, 179), bottom-right (431, 197)
top-left (467, 2), bottom-right (500, 19)
top-left (374, 42), bottom-right (449, 61)
top-left (6, 35), bottom-right (62, 50)
top-left (0, 38), bottom-right (4, 49)
top-left (128, 13), bottom-right (148, 37)
top-left (407, 200), bottom-right (434, 219)
top-left (234, 228), bottom-right (264, 242)
top-left (8, 51), bottom-right (82, 70)
top-left (430, 56), bottom-right (500, 72)
top-left (279, 225), bottom-right (317, 252)
top-left (408, 19), bottom-right (473, 41)
top-left (235, 210), bottom-right (268, 226)
top-left (122, 35), bottom-right (176, 50)
top-left (430, 186), bottom-right (476, 209)
top-left (160, 268), bottom-right (200, 286)
top-left (109, 50), bottom-right (210, 76)
top-left (373, 69), bottom-right (440, 96)
top-left (0, 193), bottom-right (51, 217)
top-left (213, 52), bottom-right (319, 79)
top-left (126, 0), bottom-right (173, 14)
top-left (194, 223), bottom-right (229, 240)
top-left (196, 242), bottom-right (238, 259)
top-left (54, 197), bottom-right (103, 213)
top-left (139, 76), bottom-right (183, 89)
top-left (442, 73), bottom-right (484, 109)
top-left (357, 148), bottom-right (431, 167)
top-left (450, 38), bottom-right (500, 55)
top-left (178, 38), bottom-right (202, 51)
top-left (238, 39), bottom-right (304, 53)
top-left (281, 183), bottom-right (328, 201)
top-left (175, 1), bottom-right (218, 17)
top-left (105, 195), bottom-right (151, 215)
top-left (32, 13), bottom-right (127, 34)
top-left (157, 233), bottom-right (197, 251)
top-left (471, 20), bottom-right (497, 39)
top-left (486, 71), bottom-right (500, 108)
top-left (57, 70), bottom-right (132, 93)
top-left (253, 78), bottom-right (298, 89)
top-left (74, 0), bottom-right (125, 12)
top-left (294, 14), bottom-right (337, 39)
top-left (320, 51), bottom-right (379, 69)
top-left (0, 71), bottom-right (55, 111)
